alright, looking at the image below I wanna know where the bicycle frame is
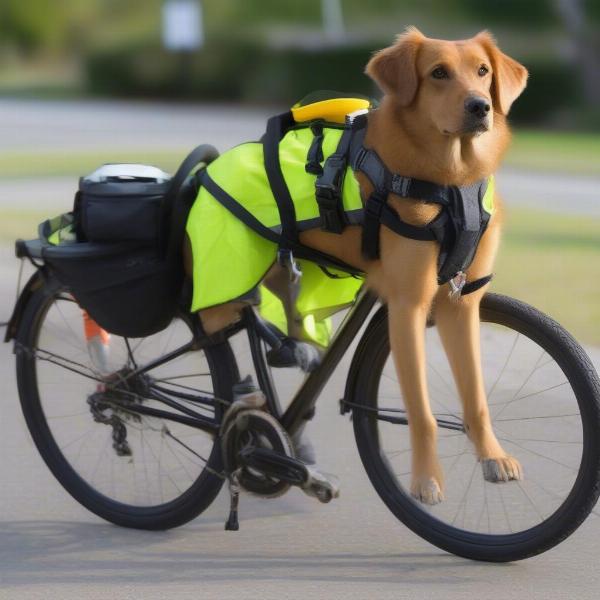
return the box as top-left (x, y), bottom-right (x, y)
top-left (94, 286), bottom-right (378, 437)
top-left (248, 287), bottom-right (378, 436)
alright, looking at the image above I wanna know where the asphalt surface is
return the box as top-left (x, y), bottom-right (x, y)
top-left (1, 99), bottom-right (600, 599)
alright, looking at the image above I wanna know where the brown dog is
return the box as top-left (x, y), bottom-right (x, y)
top-left (195, 27), bottom-right (528, 505)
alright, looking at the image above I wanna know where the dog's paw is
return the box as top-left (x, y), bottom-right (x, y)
top-left (266, 338), bottom-right (321, 372)
top-left (410, 476), bottom-right (444, 505)
top-left (481, 455), bottom-right (523, 483)
top-left (293, 341), bottom-right (321, 373)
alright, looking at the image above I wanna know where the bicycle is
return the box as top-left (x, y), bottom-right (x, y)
top-left (6, 254), bottom-right (600, 562)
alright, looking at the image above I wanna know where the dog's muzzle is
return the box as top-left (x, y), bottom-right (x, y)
top-left (463, 96), bottom-right (491, 134)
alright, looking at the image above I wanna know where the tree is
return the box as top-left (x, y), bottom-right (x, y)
top-left (553, 0), bottom-right (600, 106)
top-left (0, 0), bottom-right (67, 54)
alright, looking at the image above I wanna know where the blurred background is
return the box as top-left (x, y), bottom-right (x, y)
top-left (0, 0), bottom-right (598, 342)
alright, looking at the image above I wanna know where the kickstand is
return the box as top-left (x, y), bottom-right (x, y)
top-left (224, 470), bottom-right (241, 531)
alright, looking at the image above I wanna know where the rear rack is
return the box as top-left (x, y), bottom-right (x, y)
top-left (15, 239), bottom-right (44, 260)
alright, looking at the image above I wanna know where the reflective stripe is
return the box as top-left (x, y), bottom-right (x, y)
top-left (482, 175), bottom-right (495, 215)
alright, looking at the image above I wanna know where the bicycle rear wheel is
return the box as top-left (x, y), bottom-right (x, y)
top-left (351, 293), bottom-right (600, 561)
top-left (15, 278), bottom-right (239, 530)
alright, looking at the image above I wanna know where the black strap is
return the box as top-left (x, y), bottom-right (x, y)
top-left (361, 192), bottom-right (447, 260)
top-left (198, 171), bottom-right (363, 277)
top-left (351, 144), bottom-right (453, 207)
top-left (305, 122), bottom-right (324, 175)
top-left (263, 113), bottom-right (299, 247)
top-left (199, 171), bottom-right (280, 245)
top-left (314, 126), bottom-right (355, 234)
top-left (461, 274), bottom-right (493, 296)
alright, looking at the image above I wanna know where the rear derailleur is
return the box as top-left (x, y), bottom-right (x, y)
top-left (87, 368), bottom-right (148, 457)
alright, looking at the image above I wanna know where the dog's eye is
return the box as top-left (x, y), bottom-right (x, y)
top-left (431, 66), bottom-right (448, 80)
top-left (478, 65), bottom-right (489, 77)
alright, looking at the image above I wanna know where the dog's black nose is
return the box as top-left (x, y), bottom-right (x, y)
top-left (465, 97), bottom-right (491, 119)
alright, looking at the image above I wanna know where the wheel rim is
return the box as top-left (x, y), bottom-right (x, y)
top-left (361, 302), bottom-right (592, 540)
top-left (25, 289), bottom-right (224, 508)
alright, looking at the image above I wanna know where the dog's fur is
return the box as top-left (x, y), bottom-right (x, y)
top-left (189, 28), bottom-right (528, 504)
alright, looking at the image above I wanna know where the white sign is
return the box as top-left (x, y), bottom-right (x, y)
top-left (162, 0), bottom-right (203, 51)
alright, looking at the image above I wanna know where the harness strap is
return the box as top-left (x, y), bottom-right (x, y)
top-left (314, 126), bottom-right (355, 234)
top-left (305, 122), bottom-right (325, 175)
top-left (198, 170), bottom-right (363, 277)
top-left (263, 112), bottom-right (299, 248)
top-left (461, 274), bottom-right (493, 296)
top-left (199, 171), bottom-right (281, 245)
top-left (361, 191), bottom-right (447, 259)
top-left (350, 140), bottom-right (452, 206)
top-left (436, 183), bottom-right (490, 284)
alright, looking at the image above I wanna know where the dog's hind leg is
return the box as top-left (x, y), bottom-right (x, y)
top-left (434, 215), bottom-right (523, 483)
top-left (262, 262), bottom-right (303, 339)
top-left (262, 262), bottom-right (321, 373)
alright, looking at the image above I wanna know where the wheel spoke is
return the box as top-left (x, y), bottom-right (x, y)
top-left (358, 295), bottom-right (597, 551)
top-left (19, 284), bottom-right (227, 517)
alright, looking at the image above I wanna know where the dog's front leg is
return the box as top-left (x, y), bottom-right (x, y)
top-left (388, 296), bottom-right (444, 504)
top-left (377, 226), bottom-right (444, 505)
top-left (434, 217), bottom-right (523, 483)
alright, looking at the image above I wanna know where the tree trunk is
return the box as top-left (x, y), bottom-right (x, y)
top-left (553, 0), bottom-right (600, 107)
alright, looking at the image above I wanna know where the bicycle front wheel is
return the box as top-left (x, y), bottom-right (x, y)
top-left (351, 293), bottom-right (600, 561)
top-left (15, 278), bottom-right (239, 530)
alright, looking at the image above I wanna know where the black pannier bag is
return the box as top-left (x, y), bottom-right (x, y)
top-left (75, 163), bottom-right (172, 244)
top-left (33, 145), bottom-right (219, 338)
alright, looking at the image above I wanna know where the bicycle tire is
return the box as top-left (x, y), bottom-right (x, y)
top-left (351, 292), bottom-right (600, 561)
top-left (15, 278), bottom-right (239, 530)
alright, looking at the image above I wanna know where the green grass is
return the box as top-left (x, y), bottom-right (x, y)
top-left (0, 149), bottom-right (186, 180)
top-left (494, 208), bottom-right (600, 346)
top-left (2, 206), bottom-right (598, 345)
top-left (506, 129), bottom-right (600, 175)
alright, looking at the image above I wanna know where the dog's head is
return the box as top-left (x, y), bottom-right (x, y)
top-left (366, 28), bottom-right (528, 138)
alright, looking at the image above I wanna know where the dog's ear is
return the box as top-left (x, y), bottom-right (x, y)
top-left (475, 31), bottom-right (528, 115)
top-left (365, 27), bottom-right (424, 106)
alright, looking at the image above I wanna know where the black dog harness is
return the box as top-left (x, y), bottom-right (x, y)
top-left (311, 113), bottom-right (494, 296)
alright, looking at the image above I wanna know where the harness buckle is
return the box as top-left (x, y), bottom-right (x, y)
top-left (391, 174), bottom-right (412, 197)
top-left (351, 147), bottom-right (368, 171)
top-left (448, 271), bottom-right (467, 299)
top-left (315, 154), bottom-right (347, 234)
top-left (277, 248), bottom-right (302, 284)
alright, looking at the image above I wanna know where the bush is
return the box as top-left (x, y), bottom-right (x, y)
top-left (84, 39), bottom-right (583, 125)
top-left (510, 60), bottom-right (582, 125)
top-left (84, 38), bottom-right (380, 102)
top-left (85, 39), bottom-right (265, 100)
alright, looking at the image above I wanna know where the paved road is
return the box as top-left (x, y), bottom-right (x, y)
top-left (1, 248), bottom-right (600, 600)
top-left (0, 98), bottom-right (599, 216)
top-left (0, 98), bottom-right (273, 153)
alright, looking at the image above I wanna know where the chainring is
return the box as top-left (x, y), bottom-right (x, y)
top-left (221, 409), bottom-right (295, 498)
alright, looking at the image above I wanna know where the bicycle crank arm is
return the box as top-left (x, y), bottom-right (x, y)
top-left (238, 447), bottom-right (340, 503)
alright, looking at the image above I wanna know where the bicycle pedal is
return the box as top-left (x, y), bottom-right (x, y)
top-left (301, 467), bottom-right (340, 504)
top-left (238, 446), bottom-right (307, 486)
